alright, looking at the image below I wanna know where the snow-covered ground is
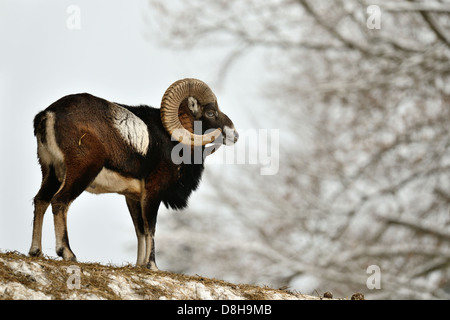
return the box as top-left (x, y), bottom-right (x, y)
top-left (0, 252), bottom-right (327, 300)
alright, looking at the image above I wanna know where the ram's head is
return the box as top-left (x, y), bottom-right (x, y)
top-left (160, 78), bottom-right (239, 147)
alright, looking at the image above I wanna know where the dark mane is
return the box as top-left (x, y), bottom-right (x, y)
top-left (162, 160), bottom-right (204, 210)
top-left (115, 102), bottom-right (205, 210)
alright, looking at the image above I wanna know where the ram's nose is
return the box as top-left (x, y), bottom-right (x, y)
top-left (224, 126), bottom-right (239, 145)
top-left (233, 130), bottom-right (239, 143)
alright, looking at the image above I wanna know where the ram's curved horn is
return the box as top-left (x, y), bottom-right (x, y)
top-left (160, 78), bottom-right (222, 146)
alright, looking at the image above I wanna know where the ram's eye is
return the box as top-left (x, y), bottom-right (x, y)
top-left (205, 110), bottom-right (217, 118)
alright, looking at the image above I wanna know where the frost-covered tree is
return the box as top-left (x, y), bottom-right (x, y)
top-left (148, 0), bottom-right (450, 299)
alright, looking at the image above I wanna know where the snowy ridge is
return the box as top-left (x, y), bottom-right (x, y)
top-left (0, 252), bottom-right (327, 300)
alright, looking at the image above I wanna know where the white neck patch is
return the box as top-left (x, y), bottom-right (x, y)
top-left (111, 104), bottom-right (149, 156)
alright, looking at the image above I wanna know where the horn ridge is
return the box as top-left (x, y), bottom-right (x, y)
top-left (160, 78), bottom-right (221, 146)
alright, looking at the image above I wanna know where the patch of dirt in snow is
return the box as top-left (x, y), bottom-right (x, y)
top-left (0, 251), bottom-right (341, 300)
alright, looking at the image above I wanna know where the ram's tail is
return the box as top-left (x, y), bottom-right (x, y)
top-left (33, 110), bottom-right (48, 144)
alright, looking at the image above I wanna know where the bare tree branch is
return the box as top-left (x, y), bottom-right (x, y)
top-left (148, 0), bottom-right (450, 299)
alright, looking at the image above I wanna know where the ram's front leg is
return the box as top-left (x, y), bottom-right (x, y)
top-left (140, 193), bottom-right (161, 271)
top-left (125, 196), bottom-right (146, 266)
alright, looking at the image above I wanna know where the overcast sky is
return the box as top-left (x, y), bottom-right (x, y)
top-left (0, 0), bottom-right (263, 266)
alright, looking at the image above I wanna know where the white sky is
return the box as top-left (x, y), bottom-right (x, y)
top-left (0, 0), bottom-right (271, 266)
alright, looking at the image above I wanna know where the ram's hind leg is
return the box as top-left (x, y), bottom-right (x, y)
top-left (29, 164), bottom-right (61, 258)
top-left (51, 159), bottom-right (103, 261)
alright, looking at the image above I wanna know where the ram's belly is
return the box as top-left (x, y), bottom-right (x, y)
top-left (87, 168), bottom-right (142, 196)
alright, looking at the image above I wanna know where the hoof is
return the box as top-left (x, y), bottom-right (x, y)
top-left (29, 248), bottom-right (43, 258)
top-left (146, 261), bottom-right (159, 271)
top-left (66, 255), bottom-right (77, 262)
top-left (56, 247), bottom-right (77, 262)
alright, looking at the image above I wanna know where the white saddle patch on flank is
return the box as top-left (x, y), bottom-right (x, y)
top-left (86, 167), bottom-right (142, 195)
top-left (111, 104), bottom-right (150, 156)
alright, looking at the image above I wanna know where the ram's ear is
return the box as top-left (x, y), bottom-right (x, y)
top-left (187, 97), bottom-right (202, 119)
